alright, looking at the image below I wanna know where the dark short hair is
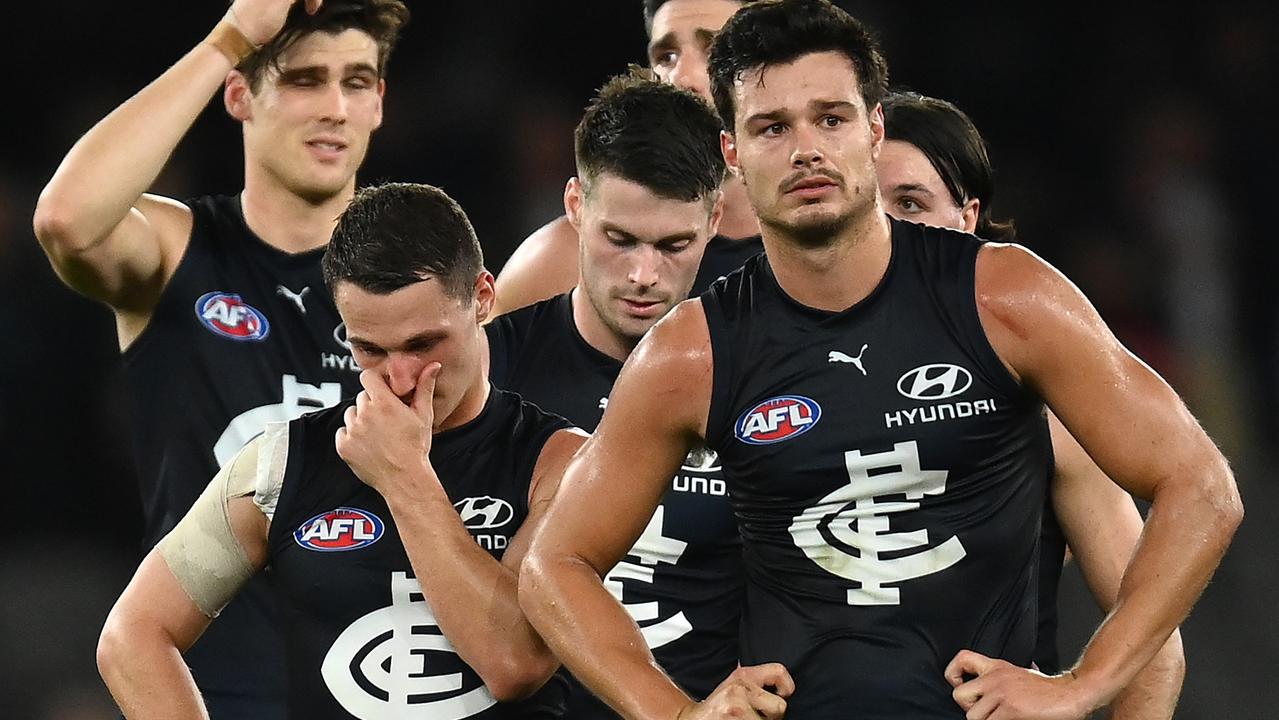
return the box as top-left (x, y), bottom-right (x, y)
top-left (323, 182), bottom-right (483, 299)
top-left (708, 0), bottom-right (888, 131)
top-left (641, 0), bottom-right (745, 37)
top-left (883, 91), bottom-right (1016, 243)
top-left (238, 0), bottom-right (410, 92)
top-left (641, 0), bottom-right (671, 35)
top-left (575, 67), bottom-right (726, 203)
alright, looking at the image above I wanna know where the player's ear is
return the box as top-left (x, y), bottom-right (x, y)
top-left (473, 270), bottom-right (496, 324)
top-left (868, 102), bottom-right (885, 160)
top-left (961, 198), bottom-right (980, 234)
top-left (707, 190), bottom-right (726, 237)
top-left (371, 78), bottom-right (386, 131)
top-left (225, 70), bottom-right (253, 122)
top-left (564, 177), bottom-right (585, 230)
top-left (721, 130), bottom-right (741, 180)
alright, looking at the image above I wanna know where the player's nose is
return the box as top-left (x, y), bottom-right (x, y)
top-left (627, 245), bottom-right (662, 288)
top-left (672, 52), bottom-right (711, 101)
top-left (385, 353), bottom-right (422, 399)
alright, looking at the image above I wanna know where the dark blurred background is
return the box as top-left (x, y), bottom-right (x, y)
top-left (2, 2), bottom-right (1275, 717)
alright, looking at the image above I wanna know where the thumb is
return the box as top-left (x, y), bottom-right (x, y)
top-left (944, 649), bottom-right (993, 688)
top-left (411, 362), bottom-right (442, 424)
top-left (305, 0), bottom-right (323, 16)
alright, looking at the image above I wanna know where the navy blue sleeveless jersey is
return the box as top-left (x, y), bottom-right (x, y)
top-left (487, 293), bottom-right (743, 716)
top-left (267, 387), bottom-right (570, 718)
top-left (691, 234), bottom-right (763, 297)
top-left (121, 194), bottom-right (362, 709)
top-left (701, 219), bottom-right (1052, 718)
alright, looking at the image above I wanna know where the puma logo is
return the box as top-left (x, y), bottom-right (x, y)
top-left (828, 344), bottom-right (869, 376)
top-left (277, 285), bottom-right (311, 314)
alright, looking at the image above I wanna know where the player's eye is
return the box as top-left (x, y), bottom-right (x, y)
top-left (897, 197), bottom-right (924, 213)
top-left (821, 115), bottom-right (843, 128)
top-left (652, 51), bottom-right (678, 68)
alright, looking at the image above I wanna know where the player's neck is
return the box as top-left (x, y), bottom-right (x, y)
top-left (762, 204), bottom-right (892, 312)
top-left (716, 175), bottom-right (761, 241)
top-left (569, 287), bottom-right (635, 363)
top-left (240, 171), bottom-right (355, 255)
top-left (436, 368), bottom-right (493, 434)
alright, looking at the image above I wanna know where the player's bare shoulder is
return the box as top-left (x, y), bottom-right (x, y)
top-left (493, 215), bottom-right (580, 315)
top-left (974, 241), bottom-right (1093, 324)
top-left (973, 242), bottom-right (1100, 381)
top-left (627, 297), bottom-right (713, 383)
top-left (610, 297), bottom-right (714, 437)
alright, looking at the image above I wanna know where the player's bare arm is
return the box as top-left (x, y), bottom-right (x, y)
top-left (335, 364), bottom-right (567, 701)
top-left (520, 299), bottom-right (793, 719)
top-left (1047, 414), bottom-right (1185, 720)
top-left (98, 440), bottom-right (271, 719)
top-left (945, 243), bottom-right (1241, 719)
top-left (32, 0), bottom-right (318, 338)
top-left (491, 215), bottom-right (580, 317)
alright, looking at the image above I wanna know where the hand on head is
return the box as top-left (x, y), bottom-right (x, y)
top-left (228, 0), bottom-right (323, 47)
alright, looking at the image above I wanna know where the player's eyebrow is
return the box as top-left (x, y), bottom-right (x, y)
top-left (343, 62), bottom-right (379, 78)
top-left (812, 99), bottom-right (857, 114)
top-left (743, 108), bottom-right (789, 126)
top-left (891, 183), bottom-right (934, 196)
top-left (277, 66), bottom-right (328, 83)
top-left (648, 31), bottom-right (678, 57)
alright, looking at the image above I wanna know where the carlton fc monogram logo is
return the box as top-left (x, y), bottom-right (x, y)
top-left (322, 572), bottom-right (497, 719)
top-left (789, 441), bottom-right (967, 605)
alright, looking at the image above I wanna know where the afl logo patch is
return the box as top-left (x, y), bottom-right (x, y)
top-left (294, 507), bottom-right (384, 552)
top-left (735, 395), bottom-right (822, 445)
top-left (195, 292), bottom-right (270, 341)
top-left (897, 363), bottom-right (973, 400)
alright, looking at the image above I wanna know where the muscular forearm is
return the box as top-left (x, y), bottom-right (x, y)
top-left (35, 37), bottom-right (232, 251)
top-left (386, 478), bottom-right (556, 700)
top-left (98, 623), bottom-right (207, 720)
top-left (1073, 470), bottom-right (1240, 704)
top-left (1107, 630), bottom-right (1184, 720)
top-left (520, 553), bottom-right (691, 720)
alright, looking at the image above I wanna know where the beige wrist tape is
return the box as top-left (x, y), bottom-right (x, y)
top-left (204, 18), bottom-right (259, 65)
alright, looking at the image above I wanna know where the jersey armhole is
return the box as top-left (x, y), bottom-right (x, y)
top-left (701, 294), bottom-right (733, 452)
top-left (120, 196), bottom-right (203, 362)
top-left (958, 244), bottom-right (1030, 402)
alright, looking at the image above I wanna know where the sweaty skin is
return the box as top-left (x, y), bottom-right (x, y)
top-left (877, 135), bottom-right (1185, 719)
top-left (522, 50), bottom-right (1238, 720)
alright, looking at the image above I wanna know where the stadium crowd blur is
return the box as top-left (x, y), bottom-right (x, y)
top-left (2, 2), bottom-right (1275, 717)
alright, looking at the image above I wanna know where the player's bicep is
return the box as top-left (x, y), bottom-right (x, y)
top-left (156, 435), bottom-right (271, 619)
top-left (1047, 412), bottom-right (1145, 611)
top-left (976, 244), bottom-right (1220, 501)
top-left (45, 194), bottom-right (191, 312)
top-left (105, 549), bottom-right (215, 655)
top-left (502, 427), bottom-right (590, 573)
top-left (531, 301), bottom-right (712, 576)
